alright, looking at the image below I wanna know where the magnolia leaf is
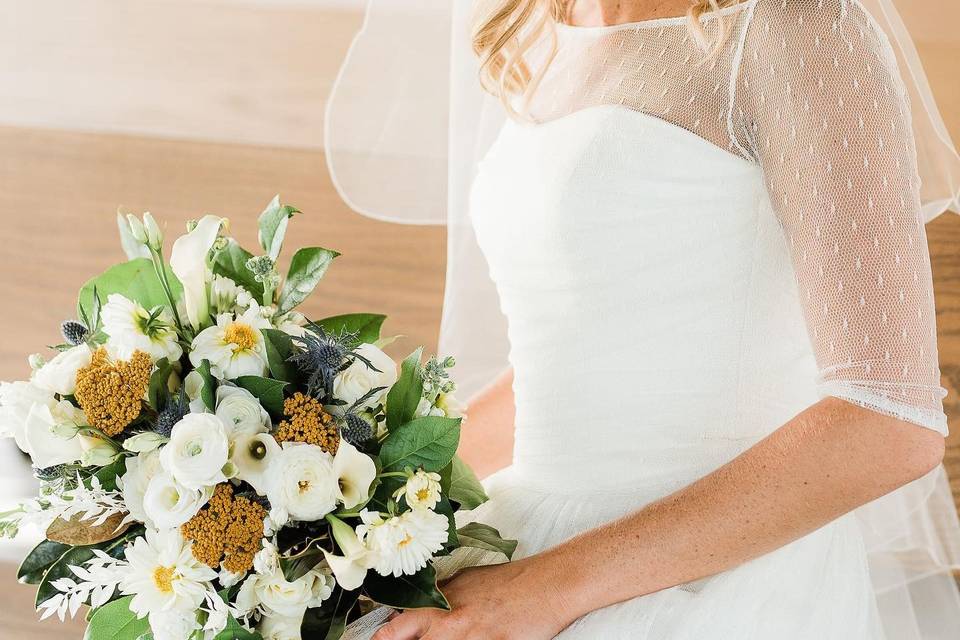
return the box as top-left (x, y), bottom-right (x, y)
top-left (447, 456), bottom-right (488, 510)
top-left (379, 415), bottom-right (461, 474)
top-left (196, 359), bottom-right (217, 412)
top-left (17, 539), bottom-right (71, 585)
top-left (258, 195), bottom-right (300, 261)
top-left (363, 564), bottom-right (450, 611)
top-left (314, 313), bottom-right (386, 346)
top-left (234, 375), bottom-right (288, 417)
top-left (212, 239), bottom-right (265, 300)
top-left (261, 328), bottom-right (300, 383)
top-left (77, 259), bottom-right (181, 323)
top-left (456, 522), bottom-right (518, 560)
top-left (46, 512), bottom-right (133, 547)
top-left (278, 247), bottom-right (340, 314)
top-left (301, 588), bottom-right (360, 640)
top-left (385, 348), bottom-right (423, 431)
top-left (83, 596), bottom-right (151, 640)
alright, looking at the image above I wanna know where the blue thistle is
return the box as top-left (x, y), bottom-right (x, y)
top-left (155, 388), bottom-right (190, 437)
top-left (60, 320), bottom-right (90, 346)
top-left (288, 324), bottom-right (369, 400)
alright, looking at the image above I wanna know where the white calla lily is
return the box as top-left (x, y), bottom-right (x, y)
top-left (332, 440), bottom-right (376, 510)
top-left (322, 515), bottom-right (371, 591)
top-left (170, 215), bottom-right (227, 331)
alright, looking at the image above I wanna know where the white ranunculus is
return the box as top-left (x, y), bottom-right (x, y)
top-left (216, 385), bottom-right (271, 435)
top-left (120, 449), bottom-right (164, 525)
top-left (333, 344), bottom-right (397, 410)
top-left (32, 344), bottom-right (93, 396)
top-left (23, 399), bottom-right (94, 469)
top-left (230, 431), bottom-right (280, 496)
top-left (143, 471), bottom-right (213, 529)
top-left (332, 440), bottom-right (376, 510)
top-left (170, 215), bottom-right (227, 331)
top-left (358, 508), bottom-right (449, 578)
top-left (101, 294), bottom-right (183, 362)
top-left (393, 469), bottom-right (442, 511)
top-left (236, 556), bottom-right (333, 623)
top-left (0, 381), bottom-right (53, 451)
top-left (265, 443), bottom-right (338, 527)
top-left (189, 306), bottom-right (271, 380)
top-left (160, 413), bottom-right (230, 490)
top-left (259, 614), bottom-right (304, 640)
top-left (148, 609), bottom-right (200, 640)
top-left (322, 515), bottom-right (373, 591)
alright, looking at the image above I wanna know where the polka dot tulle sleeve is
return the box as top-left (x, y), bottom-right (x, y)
top-left (733, 0), bottom-right (948, 432)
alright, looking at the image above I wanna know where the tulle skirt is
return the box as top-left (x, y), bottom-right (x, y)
top-left (345, 463), bottom-right (960, 639)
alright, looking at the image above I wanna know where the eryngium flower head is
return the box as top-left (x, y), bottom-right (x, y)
top-left (154, 388), bottom-right (190, 438)
top-left (340, 412), bottom-right (375, 447)
top-left (288, 325), bottom-right (359, 399)
top-left (60, 320), bottom-right (90, 346)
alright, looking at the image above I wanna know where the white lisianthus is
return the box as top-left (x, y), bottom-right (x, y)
top-left (265, 443), bottom-right (338, 527)
top-left (120, 450), bottom-right (164, 525)
top-left (189, 306), bottom-right (271, 380)
top-left (32, 344), bottom-right (93, 396)
top-left (123, 431), bottom-right (167, 454)
top-left (148, 609), bottom-right (200, 640)
top-left (333, 344), bottom-right (397, 410)
top-left (0, 380), bottom-right (52, 451)
top-left (230, 431), bottom-right (280, 496)
top-left (121, 528), bottom-right (218, 617)
top-left (393, 469), bottom-right (442, 511)
top-left (79, 440), bottom-right (120, 467)
top-left (143, 471), bottom-right (214, 529)
top-left (216, 385), bottom-right (271, 435)
top-left (259, 614), bottom-right (305, 640)
top-left (23, 400), bottom-right (97, 469)
top-left (160, 413), bottom-right (230, 490)
top-left (358, 508), bottom-right (449, 578)
top-left (101, 294), bottom-right (183, 362)
top-left (322, 515), bottom-right (373, 591)
top-left (170, 215), bottom-right (227, 331)
top-left (332, 440), bottom-right (376, 510)
top-left (236, 556), bottom-right (333, 621)
top-left (181, 371), bottom-right (209, 414)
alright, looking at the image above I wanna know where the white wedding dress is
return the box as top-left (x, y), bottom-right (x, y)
top-left (341, 1), bottom-right (960, 638)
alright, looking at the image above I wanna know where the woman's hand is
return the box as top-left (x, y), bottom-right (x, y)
top-left (371, 558), bottom-right (576, 640)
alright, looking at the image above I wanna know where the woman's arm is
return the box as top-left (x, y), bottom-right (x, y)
top-left (374, 397), bottom-right (944, 640)
top-left (456, 368), bottom-right (515, 479)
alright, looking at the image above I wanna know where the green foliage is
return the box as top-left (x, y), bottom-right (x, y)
top-left (446, 456), bottom-right (489, 510)
top-left (212, 240), bottom-right (265, 300)
top-left (196, 360), bottom-right (217, 412)
top-left (278, 247), bottom-right (340, 314)
top-left (147, 357), bottom-right (173, 411)
top-left (301, 588), bottom-right (360, 640)
top-left (363, 564), bottom-right (450, 611)
top-left (313, 314), bottom-right (386, 347)
top-left (77, 259), bottom-right (181, 323)
top-left (83, 596), bottom-right (151, 640)
top-left (234, 375), bottom-right (288, 418)
top-left (17, 539), bottom-right (70, 585)
top-left (261, 329), bottom-right (300, 384)
top-left (379, 415), bottom-right (461, 474)
top-left (385, 348), bottom-right (424, 432)
top-left (456, 523), bottom-right (518, 560)
top-left (258, 195), bottom-right (300, 261)
top-left (211, 615), bottom-right (262, 640)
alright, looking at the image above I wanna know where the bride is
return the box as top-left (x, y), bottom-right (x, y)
top-left (326, 0), bottom-right (960, 638)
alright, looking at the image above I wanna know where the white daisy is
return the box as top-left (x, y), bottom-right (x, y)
top-left (189, 306), bottom-right (271, 380)
top-left (121, 528), bottom-right (218, 617)
top-left (392, 469), bottom-right (442, 511)
top-left (102, 294), bottom-right (183, 362)
top-left (358, 508), bottom-right (449, 578)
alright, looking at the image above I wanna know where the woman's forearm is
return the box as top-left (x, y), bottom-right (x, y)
top-left (527, 397), bottom-right (945, 620)
top-left (457, 368), bottom-right (516, 478)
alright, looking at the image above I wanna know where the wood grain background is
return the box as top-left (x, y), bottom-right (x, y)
top-left (0, 1), bottom-right (957, 637)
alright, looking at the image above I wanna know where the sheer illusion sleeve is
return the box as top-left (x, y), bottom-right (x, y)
top-left (733, 0), bottom-right (948, 433)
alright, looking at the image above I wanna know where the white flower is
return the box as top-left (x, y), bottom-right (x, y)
top-left (275, 311), bottom-right (308, 338)
top-left (259, 614), bottom-right (304, 640)
top-left (322, 515), bottom-right (373, 591)
top-left (189, 306), bottom-right (271, 380)
top-left (181, 370), bottom-right (209, 414)
top-left (170, 215), bottom-right (227, 331)
top-left (236, 557), bottom-right (333, 621)
top-left (22, 399), bottom-right (94, 468)
top-left (393, 470), bottom-right (442, 511)
top-left (121, 528), bottom-right (218, 616)
top-left (265, 443), bottom-right (338, 527)
top-left (123, 431), bottom-right (166, 454)
top-left (160, 413), bottom-right (230, 490)
top-left (210, 275), bottom-right (253, 315)
top-left (333, 344), bottom-right (397, 410)
top-left (217, 385), bottom-right (271, 435)
top-left (101, 294), bottom-right (183, 362)
top-left (358, 509), bottom-right (449, 578)
top-left (231, 431), bottom-right (280, 495)
top-left (149, 609), bottom-right (200, 640)
top-left (333, 439), bottom-right (376, 510)
top-left (143, 471), bottom-right (213, 529)
top-left (0, 380), bottom-right (52, 451)
top-left (79, 440), bottom-right (119, 467)
top-left (120, 450), bottom-right (164, 525)
top-left (32, 344), bottom-right (93, 396)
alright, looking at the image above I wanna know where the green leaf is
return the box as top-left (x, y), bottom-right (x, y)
top-left (77, 258), bottom-right (181, 322)
top-left (17, 539), bottom-right (71, 585)
top-left (314, 313), bottom-right (386, 345)
top-left (88, 457), bottom-right (128, 492)
top-left (447, 456), bottom-right (488, 510)
top-left (435, 496), bottom-right (458, 549)
top-left (196, 360), bottom-right (217, 412)
top-left (301, 588), bottom-right (360, 640)
top-left (258, 195), bottom-right (300, 261)
top-left (363, 564), bottom-right (450, 610)
top-left (278, 247), bottom-right (340, 315)
top-left (233, 376), bottom-right (288, 417)
top-left (147, 357), bottom-right (173, 411)
top-left (379, 415), bottom-right (461, 474)
top-left (456, 523), bottom-right (518, 560)
top-left (36, 546), bottom-right (98, 607)
top-left (212, 240), bottom-right (265, 300)
top-left (212, 615), bottom-right (262, 640)
top-left (261, 329), bottom-right (300, 384)
top-left (385, 348), bottom-right (423, 432)
top-left (83, 596), bottom-right (151, 640)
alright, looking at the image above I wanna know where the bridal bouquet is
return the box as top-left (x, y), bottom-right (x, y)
top-left (0, 198), bottom-right (515, 640)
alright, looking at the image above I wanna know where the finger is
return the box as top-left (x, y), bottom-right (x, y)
top-left (371, 611), bottom-right (431, 640)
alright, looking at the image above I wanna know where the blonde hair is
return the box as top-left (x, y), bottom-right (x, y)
top-left (472, 0), bottom-right (743, 117)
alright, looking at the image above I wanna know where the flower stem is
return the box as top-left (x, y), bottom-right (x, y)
top-left (149, 248), bottom-right (187, 337)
